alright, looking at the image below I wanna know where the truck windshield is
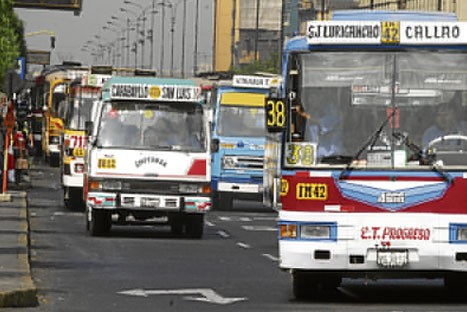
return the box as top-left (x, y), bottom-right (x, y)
top-left (97, 101), bottom-right (206, 152)
top-left (290, 51), bottom-right (467, 168)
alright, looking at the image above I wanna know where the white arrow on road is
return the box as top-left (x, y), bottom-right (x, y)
top-left (118, 288), bottom-right (247, 305)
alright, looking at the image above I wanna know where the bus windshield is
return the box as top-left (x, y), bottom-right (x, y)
top-left (66, 97), bottom-right (94, 130)
top-left (218, 105), bottom-right (266, 137)
top-left (97, 101), bottom-right (206, 152)
top-left (290, 51), bottom-right (467, 168)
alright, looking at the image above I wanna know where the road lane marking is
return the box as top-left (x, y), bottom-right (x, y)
top-left (236, 242), bottom-right (251, 249)
top-left (262, 253), bottom-right (279, 262)
top-left (118, 288), bottom-right (247, 305)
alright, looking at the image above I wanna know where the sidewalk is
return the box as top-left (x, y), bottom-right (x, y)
top-left (0, 187), bottom-right (37, 307)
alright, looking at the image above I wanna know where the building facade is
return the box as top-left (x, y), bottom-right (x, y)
top-left (213, 0), bottom-right (465, 72)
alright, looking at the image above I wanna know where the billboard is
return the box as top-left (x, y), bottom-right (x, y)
top-left (14, 0), bottom-right (82, 15)
top-left (27, 50), bottom-right (51, 65)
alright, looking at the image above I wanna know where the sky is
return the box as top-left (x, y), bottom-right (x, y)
top-left (14, 0), bottom-right (215, 78)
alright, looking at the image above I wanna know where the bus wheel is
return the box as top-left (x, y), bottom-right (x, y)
top-left (212, 192), bottom-right (233, 211)
top-left (445, 273), bottom-right (467, 297)
top-left (50, 154), bottom-right (60, 167)
top-left (89, 210), bottom-right (111, 237)
top-left (292, 272), bottom-right (340, 301)
top-left (293, 271), bottom-right (318, 300)
top-left (185, 214), bottom-right (204, 239)
top-left (168, 214), bottom-right (184, 237)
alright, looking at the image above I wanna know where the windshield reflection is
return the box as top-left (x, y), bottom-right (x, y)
top-left (97, 101), bottom-right (206, 152)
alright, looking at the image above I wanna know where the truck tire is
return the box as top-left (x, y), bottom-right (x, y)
top-left (185, 214), bottom-right (204, 239)
top-left (212, 192), bottom-right (233, 211)
top-left (89, 210), bottom-right (112, 236)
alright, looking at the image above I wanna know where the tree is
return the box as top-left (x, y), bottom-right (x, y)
top-left (232, 51), bottom-right (281, 76)
top-left (0, 0), bottom-right (25, 93)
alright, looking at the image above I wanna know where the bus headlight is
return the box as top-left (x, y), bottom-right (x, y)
top-left (450, 224), bottom-right (467, 243)
top-left (102, 180), bottom-right (122, 191)
top-left (457, 227), bottom-right (467, 241)
top-left (300, 225), bottom-right (331, 239)
top-left (179, 184), bottom-right (199, 193)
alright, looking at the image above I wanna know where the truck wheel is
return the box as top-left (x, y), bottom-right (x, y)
top-left (212, 192), bottom-right (233, 211)
top-left (89, 210), bottom-right (112, 236)
top-left (185, 214), bottom-right (204, 239)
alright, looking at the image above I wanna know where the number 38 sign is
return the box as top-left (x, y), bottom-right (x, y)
top-left (265, 98), bottom-right (287, 132)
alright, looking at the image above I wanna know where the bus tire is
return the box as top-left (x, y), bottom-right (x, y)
top-left (185, 214), bottom-right (204, 239)
top-left (292, 272), bottom-right (340, 301)
top-left (212, 192), bottom-right (233, 211)
top-left (292, 271), bottom-right (318, 300)
top-left (169, 214), bottom-right (184, 237)
top-left (50, 153), bottom-right (60, 167)
top-left (89, 210), bottom-right (111, 237)
top-left (445, 273), bottom-right (467, 297)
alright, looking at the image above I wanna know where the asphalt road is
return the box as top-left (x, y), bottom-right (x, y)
top-left (7, 159), bottom-right (467, 311)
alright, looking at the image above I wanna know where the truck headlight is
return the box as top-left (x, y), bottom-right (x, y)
top-left (222, 156), bottom-right (237, 169)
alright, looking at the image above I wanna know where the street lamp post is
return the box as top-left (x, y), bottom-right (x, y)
top-left (158, 2), bottom-right (172, 77)
top-left (193, 0), bottom-right (199, 76)
top-left (120, 7), bottom-right (140, 68)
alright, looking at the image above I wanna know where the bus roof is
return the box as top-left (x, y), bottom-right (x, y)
top-left (332, 10), bottom-right (457, 22)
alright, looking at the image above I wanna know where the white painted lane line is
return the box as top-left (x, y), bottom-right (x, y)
top-left (262, 253), bottom-right (279, 262)
top-left (217, 230), bottom-right (230, 238)
top-left (205, 220), bottom-right (215, 227)
top-left (241, 225), bottom-right (277, 232)
top-left (236, 242), bottom-right (251, 249)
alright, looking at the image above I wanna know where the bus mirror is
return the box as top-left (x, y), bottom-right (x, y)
top-left (85, 121), bottom-right (93, 136)
top-left (211, 138), bottom-right (219, 153)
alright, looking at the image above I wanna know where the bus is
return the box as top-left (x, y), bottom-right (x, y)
top-left (211, 74), bottom-right (280, 210)
top-left (41, 64), bottom-right (88, 167)
top-left (61, 71), bottom-right (111, 210)
top-left (265, 11), bottom-right (467, 299)
top-left (84, 75), bottom-right (211, 238)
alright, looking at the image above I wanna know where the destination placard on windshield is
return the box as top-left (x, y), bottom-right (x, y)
top-left (306, 21), bottom-right (467, 45)
top-left (110, 83), bottom-right (200, 101)
top-left (233, 75), bottom-right (278, 89)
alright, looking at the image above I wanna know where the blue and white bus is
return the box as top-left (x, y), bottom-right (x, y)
top-left (265, 11), bottom-right (467, 299)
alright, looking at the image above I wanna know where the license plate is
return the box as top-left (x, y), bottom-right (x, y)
top-left (141, 198), bottom-right (160, 208)
top-left (377, 249), bottom-right (408, 268)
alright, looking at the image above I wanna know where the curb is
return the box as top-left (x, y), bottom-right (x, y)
top-left (0, 191), bottom-right (38, 307)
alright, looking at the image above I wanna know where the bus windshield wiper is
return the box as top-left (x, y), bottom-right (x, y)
top-left (393, 131), bottom-right (453, 185)
top-left (339, 110), bottom-right (395, 180)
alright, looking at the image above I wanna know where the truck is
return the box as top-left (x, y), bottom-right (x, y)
top-left (61, 71), bottom-right (111, 210)
top-left (211, 74), bottom-right (280, 210)
top-left (264, 10), bottom-right (467, 299)
top-left (84, 75), bottom-right (211, 238)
